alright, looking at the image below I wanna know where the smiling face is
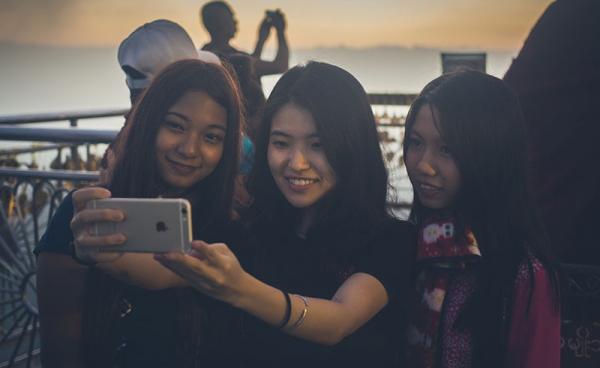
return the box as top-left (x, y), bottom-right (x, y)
top-left (267, 103), bottom-right (337, 209)
top-left (405, 103), bottom-right (461, 210)
top-left (155, 90), bottom-right (227, 191)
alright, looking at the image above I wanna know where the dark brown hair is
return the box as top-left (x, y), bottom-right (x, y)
top-left (110, 58), bottom-right (242, 225)
top-left (246, 62), bottom-right (391, 273)
top-left (83, 59), bottom-right (243, 367)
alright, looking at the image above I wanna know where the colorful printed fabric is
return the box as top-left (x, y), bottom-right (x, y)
top-left (407, 215), bottom-right (481, 368)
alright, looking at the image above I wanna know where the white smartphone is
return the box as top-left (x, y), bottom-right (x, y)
top-left (86, 198), bottom-right (192, 253)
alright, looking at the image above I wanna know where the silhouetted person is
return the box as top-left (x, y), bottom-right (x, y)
top-left (200, 1), bottom-right (289, 79)
top-left (118, 19), bottom-right (213, 104)
top-left (504, 0), bottom-right (600, 265)
top-left (228, 53), bottom-right (265, 140)
top-left (102, 20), bottom-right (221, 183)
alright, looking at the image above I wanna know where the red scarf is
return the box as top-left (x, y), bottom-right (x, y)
top-left (407, 215), bottom-right (481, 368)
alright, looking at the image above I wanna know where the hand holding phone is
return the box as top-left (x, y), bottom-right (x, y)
top-left (267, 9), bottom-right (286, 32)
top-left (71, 187), bottom-right (126, 264)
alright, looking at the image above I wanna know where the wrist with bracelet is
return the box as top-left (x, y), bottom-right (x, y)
top-left (277, 291), bottom-right (310, 330)
top-left (291, 295), bottom-right (309, 329)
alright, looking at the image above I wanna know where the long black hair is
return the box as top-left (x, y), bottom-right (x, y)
top-left (82, 59), bottom-right (243, 368)
top-left (403, 70), bottom-right (558, 366)
top-left (247, 62), bottom-right (391, 255)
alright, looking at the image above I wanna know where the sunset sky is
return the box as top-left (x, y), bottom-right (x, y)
top-left (1, 0), bottom-right (552, 51)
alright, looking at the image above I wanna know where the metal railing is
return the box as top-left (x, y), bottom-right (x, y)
top-left (368, 93), bottom-right (418, 106)
top-left (0, 94), bottom-right (405, 367)
top-left (1, 99), bottom-right (600, 367)
top-left (0, 126), bottom-right (118, 144)
top-left (0, 107), bottom-right (127, 367)
top-left (0, 168), bottom-right (99, 182)
top-left (0, 143), bottom-right (77, 157)
top-left (0, 108), bottom-right (128, 127)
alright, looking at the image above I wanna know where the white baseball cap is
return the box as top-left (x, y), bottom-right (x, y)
top-left (118, 19), bottom-right (204, 90)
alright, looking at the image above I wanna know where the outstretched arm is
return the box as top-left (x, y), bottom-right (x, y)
top-left (96, 253), bottom-right (186, 290)
top-left (252, 15), bottom-right (272, 58)
top-left (235, 271), bottom-right (388, 345)
top-left (155, 241), bottom-right (389, 345)
top-left (252, 10), bottom-right (289, 77)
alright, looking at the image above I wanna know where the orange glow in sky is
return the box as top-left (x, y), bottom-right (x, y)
top-left (0, 0), bottom-right (552, 50)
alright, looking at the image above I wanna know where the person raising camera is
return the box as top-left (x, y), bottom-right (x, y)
top-left (200, 1), bottom-right (289, 79)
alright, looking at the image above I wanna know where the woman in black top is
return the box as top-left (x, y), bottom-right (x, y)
top-left (157, 61), bottom-right (415, 366)
top-left (37, 59), bottom-right (243, 367)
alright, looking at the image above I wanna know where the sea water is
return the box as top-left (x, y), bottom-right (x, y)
top-left (0, 43), bottom-right (517, 215)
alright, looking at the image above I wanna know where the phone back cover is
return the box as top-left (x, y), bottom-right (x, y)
top-left (89, 198), bottom-right (192, 253)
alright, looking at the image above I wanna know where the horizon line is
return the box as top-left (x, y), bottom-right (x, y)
top-left (0, 40), bottom-right (519, 53)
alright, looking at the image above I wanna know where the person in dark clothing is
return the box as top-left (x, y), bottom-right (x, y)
top-left (36, 59), bottom-right (243, 368)
top-left (404, 71), bottom-right (560, 368)
top-left (99, 19), bottom-right (221, 184)
top-left (227, 53), bottom-right (266, 141)
top-left (503, 0), bottom-right (600, 265)
top-left (155, 62), bottom-right (416, 367)
top-left (200, 1), bottom-right (289, 79)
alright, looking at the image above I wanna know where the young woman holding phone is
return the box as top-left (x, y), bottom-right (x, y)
top-left (36, 59), bottom-right (243, 367)
top-left (157, 62), bottom-right (416, 366)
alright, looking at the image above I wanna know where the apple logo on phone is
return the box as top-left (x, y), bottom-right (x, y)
top-left (156, 221), bottom-right (168, 232)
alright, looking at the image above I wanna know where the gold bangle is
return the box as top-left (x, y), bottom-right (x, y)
top-left (290, 295), bottom-right (309, 329)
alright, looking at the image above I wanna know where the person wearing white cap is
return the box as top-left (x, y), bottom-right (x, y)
top-left (99, 20), bottom-right (222, 184)
top-left (200, 1), bottom-right (289, 80)
top-left (118, 19), bottom-right (221, 103)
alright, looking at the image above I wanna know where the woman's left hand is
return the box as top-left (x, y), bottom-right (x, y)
top-left (154, 241), bottom-right (247, 303)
